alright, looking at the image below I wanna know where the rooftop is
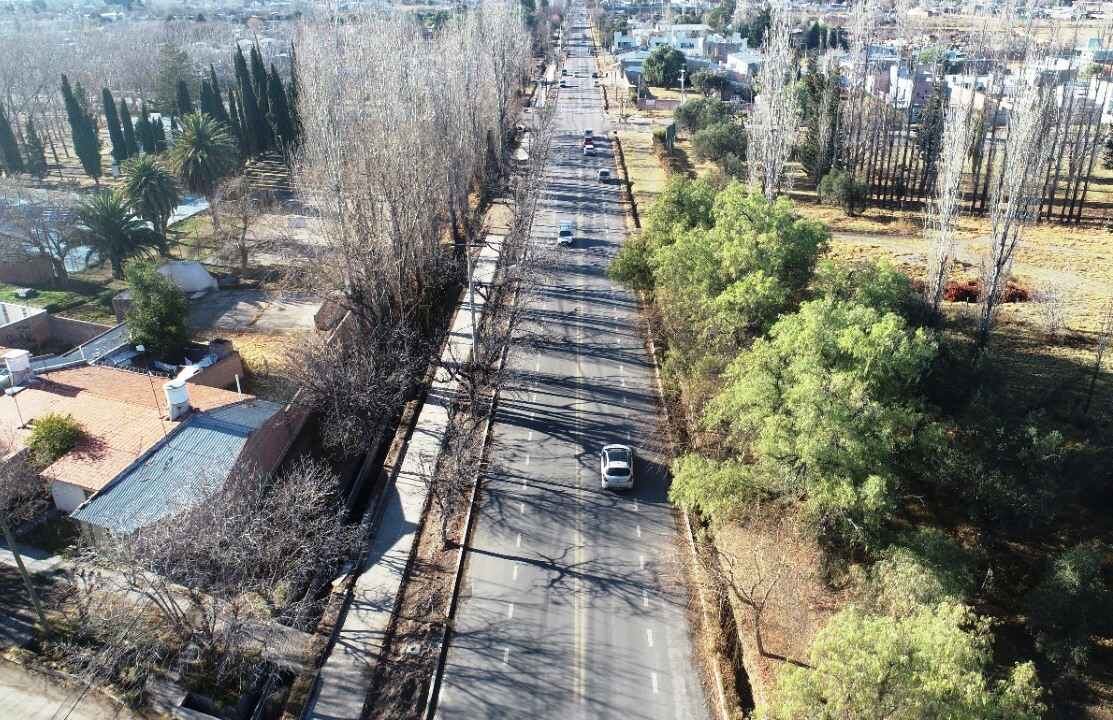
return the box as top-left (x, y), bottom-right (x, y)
top-left (0, 364), bottom-right (248, 493)
top-left (70, 399), bottom-right (282, 534)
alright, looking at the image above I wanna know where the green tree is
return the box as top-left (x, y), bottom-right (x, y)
top-left (764, 604), bottom-right (1045, 720)
top-left (234, 45), bottom-right (265, 154)
top-left (266, 64), bottom-right (295, 151)
top-left (868, 529), bottom-right (976, 617)
top-left (167, 112), bottom-right (237, 232)
top-left (674, 96), bottom-right (733, 133)
top-left (689, 69), bottom-right (731, 99)
top-left (1025, 541), bottom-right (1112, 674)
top-left (207, 64), bottom-right (229, 123)
top-left (102, 87), bottom-right (128, 165)
top-left (118, 98), bottom-right (139, 157)
top-left (22, 116), bottom-right (48, 178)
top-left (27, 413), bottom-right (83, 467)
top-left (738, 5), bottom-right (771, 46)
top-left (642, 46), bottom-right (686, 88)
top-left (176, 79), bottom-right (195, 116)
top-left (675, 298), bottom-right (937, 549)
top-left (286, 44), bottom-right (301, 148)
top-left (691, 120), bottom-right (746, 176)
top-left (124, 260), bottom-right (189, 360)
top-left (156, 44), bottom-right (191, 114)
top-left (75, 190), bottom-right (161, 278)
top-left (811, 258), bottom-right (913, 316)
top-left (60, 74), bottom-right (101, 184)
top-left (0, 102), bottom-right (24, 174)
top-left (135, 103), bottom-right (156, 153)
top-left (121, 154), bottom-right (181, 254)
top-left (198, 78), bottom-right (220, 121)
top-left (917, 79), bottom-right (947, 192)
top-left (818, 168), bottom-right (867, 216)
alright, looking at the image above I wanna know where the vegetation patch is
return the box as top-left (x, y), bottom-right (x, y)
top-left (27, 413), bottom-right (83, 467)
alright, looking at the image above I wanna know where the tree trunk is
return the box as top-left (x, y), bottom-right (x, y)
top-left (0, 517), bottom-right (50, 634)
top-left (111, 256), bottom-right (123, 279)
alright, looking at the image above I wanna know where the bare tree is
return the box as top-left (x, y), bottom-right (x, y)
top-left (213, 176), bottom-right (267, 271)
top-left (746, 0), bottom-right (799, 201)
top-left (1032, 286), bottom-right (1068, 342)
top-left (977, 48), bottom-right (1057, 351)
top-left (925, 106), bottom-right (974, 315)
top-left (0, 180), bottom-right (78, 285)
top-left (0, 441), bottom-right (50, 633)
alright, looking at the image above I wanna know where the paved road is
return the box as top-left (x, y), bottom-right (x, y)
top-left (0, 660), bottom-right (139, 720)
top-left (435, 10), bottom-right (710, 720)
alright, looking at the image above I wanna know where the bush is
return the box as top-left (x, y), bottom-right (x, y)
top-left (674, 96), bottom-right (733, 133)
top-left (691, 120), bottom-right (746, 177)
top-left (27, 413), bottom-right (83, 467)
top-left (812, 258), bottom-right (914, 317)
top-left (125, 260), bottom-right (189, 360)
top-left (642, 45), bottom-right (686, 88)
top-left (818, 168), bottom-right (868, 216)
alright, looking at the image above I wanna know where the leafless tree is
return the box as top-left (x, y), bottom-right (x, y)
top-left (0, 180), bottom-right (79, 285)
top-left (1032, 286), bottom-right (1068, 342)
top-left (977, 48), bottom-right (1057, 351)
top-left (213, 176), bottom-right (267, 271)
top-left (925, 107), bottom-right (973, 315)
top-left (0, 441), bottom-right (51, 633)
top-left (746, 0), bottom-right (799, 201)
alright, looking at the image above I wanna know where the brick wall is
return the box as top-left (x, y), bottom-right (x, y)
top-left (187, 352), bottom-right (246, 391)
top-left (46, 316), bottom-right (111, 348)
top-left (0, 309), bottom-right (49, 351)
top-left (234, 403), bottom-right (311, 478)
top-left (0, 256), bottom-right (54, 286)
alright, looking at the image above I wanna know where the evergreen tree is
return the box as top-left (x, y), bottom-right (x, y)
top-left (102, 87), bottom-right (128, 165)
top-left (22, 116), bottom-right (48, 178)
top-left (199, 78), bottom-right (219, 119)
top-left (119, 98), bottom-right (139, 157)
top-left (153, 115), bottom-right (168, 152)
top-left (0, 102), bottom-right (24, 174)
top-left (60, 74), bottom-right (102, 184)
top-left (135, 103), bottom-right (156, 153)
top-left (227, 87), bottom-right (248, 155)
top-left (208, 64), bottom-right (229, 123)
top-left (176, 79), bottom-right (195, 116)
top-left (267, 64), bottom-right (295, 151)
top-left (155, 44), bottom-right (191, 114)
top-left (250, 45), bottom-right (269, 114)
top-left (235, 46), bottom-right (267, 154)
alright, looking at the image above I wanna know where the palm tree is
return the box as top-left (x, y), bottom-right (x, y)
top-left (75, 190), bottom-right (161, 279)
top-left (167, 112), bottom-right (238, 234)
top-left (121, 154), bottom-right (181, 256)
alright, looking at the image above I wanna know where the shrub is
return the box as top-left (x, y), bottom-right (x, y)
top-left (125, 260), bottom-right (189, 360)
top-left (817, 168), bottom-right (868, 216)
top-left (812, 258), bottom-right (914, 317)
top-left (27, 413), bottom-right (83, 467)
top-left (674, 96), bottom-right (733, 133)
top-left (691, 120), bottom-right (746, 177)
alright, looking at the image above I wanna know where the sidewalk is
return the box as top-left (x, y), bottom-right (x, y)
top-left (303, 219), bottom-right (509, 720)
top-left (0, 659), bottom-right (140, 720)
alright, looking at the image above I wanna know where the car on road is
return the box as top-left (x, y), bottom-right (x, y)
top-left (583, 144), bottom-right (595, 156)
top-left (600, 444), bottom-right (635, 489)
top-left (559, 80), bottom-right (568, 88)
top-left (557, 221), bottom-right (575, 246)
top-left (583, 128), bottom-right (593, 138)
top-left (591, 71), bottom-right (599, 78)
top-left (597, 168), bottom-right (611, 181)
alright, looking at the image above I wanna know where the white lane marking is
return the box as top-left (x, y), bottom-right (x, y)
top-left (642, 589), bottom-right (650, 608)
top-left (516, 533), bottom-right (522, 548)
top-left (535, 357), bottom-right (541, 372)
top-left (528, 429), bottom-right (533, 441)
top-left (507, 603), bottom-right (515, 619)
top-left (633, 498), bottom-right (639, 512)
top-left (513, 563), bottom-right (520, 581)
top-left (520, 501), bottom-right (526, 514)
top-left (651, 672), bottom-right (659, 694)
top-left (503, 647), bottom-right (511, 664)
top-left (647, 628), bottom-right (654, 647)
top-left (621, 376), bottom-right (626, 388)
top-left (615, 337), bottom-right (621, 344)
top-left (525, 454), bottom-right (530, 466)
top-left (626, 430), bottom-right (631, 441)
top-left (639, 554), bottom-right (646, 570)
top-left (636, 524), bottom-right (642, 538)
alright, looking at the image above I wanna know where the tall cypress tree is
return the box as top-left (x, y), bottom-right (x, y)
top-left (266, 64), bottom-right (295, 151)
top-left (60, 74), bottom-right (101, 183)
top-left (250, 45), bottom-right (269, 115)
top-left (235, 46), bottom-right (267, 154)
top-left (135, 103), bottom-right (155, 153)
top-left (176, 79), bottom-right (195, 116)
top-left (23, 116), bottom-right (48, 178)
top-left (0, 102), bottom-right (24, 174)
top-left (153, 115), bottom-right (168, 152)
top-left (208, 64), bottom-right (229, 123)
top-left (199, 78), bottom-right (218, 119)
top-left (227, 87), bottom-right (247, 153)
top-left (119, 98), bottom-right (139, 157)
top-left (102, 87), bottom-right (128, 165)
top-left (287, 42), bottom-right (302, 148)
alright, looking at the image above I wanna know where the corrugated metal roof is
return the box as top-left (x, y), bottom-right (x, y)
top-left (71, 402), bottom-right (282, 534)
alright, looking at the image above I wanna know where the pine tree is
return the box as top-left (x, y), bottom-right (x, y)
top-left (153, 115), bottom-right (168, 152)
top-left (23, 116), bottom-right (48, 178)
top-left (176, 79), bottom-right (195, 116)
top-left (61, 74), bottom-right (101, 183)
top-left (267, 64), bottom-right (295, 151)
top-left (102, 87), bottom-right (128, 165)
top-left (135, 103), bottom-right (156, 153)
top-left (0, 102), bottom-right (24, 174)
top-left (119, 98), bottom-right (139, 157)
top-left (199, 78), bottom-right (218, 119)
top-left (208, 64), bottom-right (229, 123)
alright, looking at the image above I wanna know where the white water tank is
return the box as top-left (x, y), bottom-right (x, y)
top-left (3, 349), bottom-right (33, 385)
top-left (163, 378), bottom-right (191, 420)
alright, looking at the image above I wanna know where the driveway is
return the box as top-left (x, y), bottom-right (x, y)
top-left (0, 659), bottom-right (141, 720)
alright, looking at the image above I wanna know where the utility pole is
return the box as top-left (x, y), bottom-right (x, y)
top-left (680, 66), bottom-right (687, 103)
top-left (0, 515), bottom-right (49, 634)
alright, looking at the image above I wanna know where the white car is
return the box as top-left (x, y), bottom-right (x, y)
top-left (600, 444), bottom-right (635, 490)
top-left (597, 168), bottom-right (611, 181)
top-left (583, 145), bottom-right (595, 156)
top-left (584, 128), bottom-right (593, 139)
top-left (557, 221), bottom-right (574, 246)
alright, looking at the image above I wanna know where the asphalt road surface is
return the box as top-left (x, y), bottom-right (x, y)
top-left (434, 10), bottom-right (711, 720)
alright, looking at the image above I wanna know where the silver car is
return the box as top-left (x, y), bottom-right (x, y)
top-left (600, 444), bottom-right (635, 490)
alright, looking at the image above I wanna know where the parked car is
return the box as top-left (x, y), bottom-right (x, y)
top-left (597, 168), bottom-right (611, 181)
top-left (583, 145), bottom-right (595, 156)
top-left (557, 221), bottom-right (574, 246)
top-left (584, 128), bottom-right (593, 138)
top-left (600, 444), bottom-right (635, 489)
top-left (591, 71), bottom-right (599, 78)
